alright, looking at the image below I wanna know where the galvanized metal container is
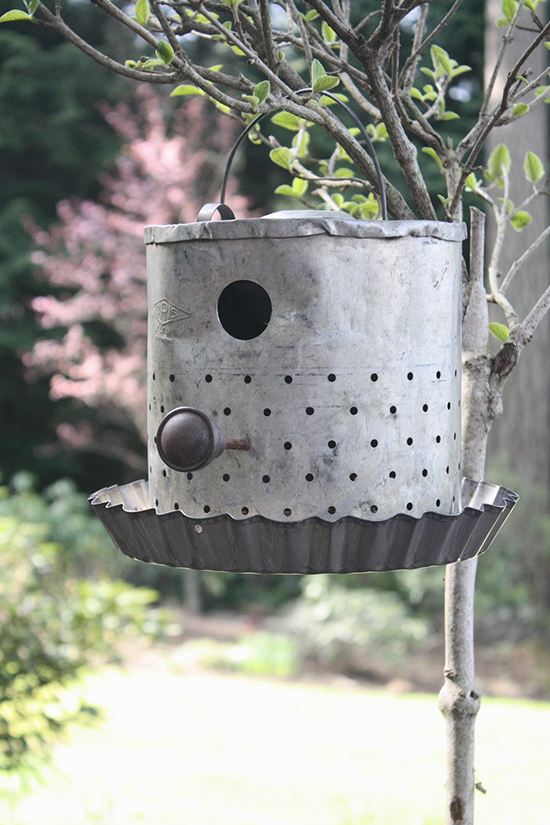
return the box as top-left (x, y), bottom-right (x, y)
top-left (145, 211), bottom-right (466, 524)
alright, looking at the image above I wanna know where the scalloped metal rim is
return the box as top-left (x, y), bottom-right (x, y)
top-left (89, 478), bottom-right (518, 574)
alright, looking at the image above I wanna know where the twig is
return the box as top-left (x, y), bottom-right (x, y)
top-left (259, 0), bottom-right (277, 70)
top-left (501, 224), bottom-right (550, 294)
top-left (400, 0), bottom-right (463, 89)
top-left (519, 283), bottom-right (550, 346)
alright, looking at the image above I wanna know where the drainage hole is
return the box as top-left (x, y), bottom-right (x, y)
top-left (187, 472), bottom-right (193, 480)
top-left (447, 402), bottom-right (452, 410)
top-left (160, 405), bottom-right (165, 413)
top-left (155, 498), bottom-right (159, 507)
top-left (436, 370), bottom-right (442, 379)
top-left (241, 507), bottom-right (249, 515)
top-left (306, 407), bottom-right (314, 415)
top-left (204, 505), bottom-right (211, 513)
top-left (407, 437), bottom-right (413, 446)
top-left (263, 408), bottom-right (272, 417)
top-left (284, 508), bottom-right (292, 517)
top-left (174, 502), bottom-right (180, 510)
top-left (284, 375), bottom-right (293, 384)
top-left (244, 375), bottom-right (252, 384)
top-left (436, 499), bottom-right (441, 507)
top-left (422, 404), bottom-right (429, 412)
top-left (305, 473), bottom-right (314, 482)
top-left (446, 466), bottom-right (450, 474)
top-left (223, 473), bottom-right (230, 481)
top-left (350, 406), bottom-right (358, 415)
top-left (349, 473), bottom-right (357, 481)
top-left (284, 441), bottom-right (292, 450)
top-left (371, 373), bottom-right (378, 382)
top-left (389, 471), bottom-right (397, 479)
top-left (169, 374), bottom-right (175, 382)
top-left (436, 435), bottom-right (441, 444)
top-left (148, 404), bottom-right (151, 411)
top-left (458, 462), bottom-right (461, 470)
top-left (390, 405), bottom-right (397, 414)
top-left (162, 469), bottom-right (167, 478)
top-left (328, 440), bottom-right (336, 449)
top-left (327, 506), bottom-right (336, 515)
top-left (327, 373), bottom-right (336, 382)
top-left (370, 439), bottom-right (378, 448)
top-left (422, 469), bottom-right (428, 477)
top-left (406, 502), bottom-right (413, 511)
top-left (262, 475), bottom-right (271, 483)
top-left (152, 373), bottom-right (156, 381)
top-left (205, 374), bottom-right (213, 383)
top-left (454, 432), bottom-right (457, 440)
top-left (407, 372), bottom-right (414, 381)
top-left (224, 407), bottom-right (231, 416)
top-left (370, 505), bottom-right (378, 514)
top-left (455, 369), bottom-right (458, 377)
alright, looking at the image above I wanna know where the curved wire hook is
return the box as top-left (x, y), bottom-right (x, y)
top-left (212, 87), bottom-right (387, 221)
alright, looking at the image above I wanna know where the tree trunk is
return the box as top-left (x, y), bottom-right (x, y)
top-left (183, 569), bottom-right (202, 616)
top-left (439, 209), bottom-right (490, 824)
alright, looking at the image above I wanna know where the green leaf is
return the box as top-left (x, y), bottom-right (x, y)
top-left (422, 147), bottom-right (444, 174)
top-left (410, 87), bottom-right (423, 100)
top-left (312, 74), bottom-right (340, 93)
top-left (254, 80), bottom-right (270, 104)
top-left (277, 50), bottom-right (285, 61)
top-left (332, 193), bottom-right (345, 208)
top-left (334, 167), bottom-right (355, 178)
top-left (242, 94), bottom-right (260, 108)
top-left (0, 9), bottom-right (33, 21)
top-left (511, 102), bottom-right (529, 117)
top-left (292, 178), bottom-right (308, 197)
top-left (24, 0), bottom-right (39, 14)
top-left (208, 64), bottom-right (223, 72)
top-left (464, 173), bottom-right (479, 190)
top-left (501, 0), bottom-right (518, 23)
top-left (431, 45), bottom-right (453, 76)
top-left (274, 185), bottom-right (297, 198)
top-left (304, 9), bottom-right (319, 21)
top-left (510, 210), bottom-right (532, 231)
top-left (440, 111), bottom-right (460, 120)
top-left (269, 147), bottom-right (294, 171)
top-left (420, 67), bottom-right (436, 79)
top-left (450, 65), bottom-right (471, 78)
top-left (135, 0), bottom-right (150, 26)
top-left (125, 60), bottom-right (137, 68)
top-left (311, 58), bottom-right (325, 87)
top-left (322, 21), bottom-right (337, 43)
top-left (156, 41), bottom-right (174, 65)
top-left (487, 143), bottom-right (511, 179)
top-left (170, 85), bottom-right (206, 97)
top-left (524, 151), bottom-right (545, 184)
top-left (438, 194), bottom-right (452, 207)
top-left (489, 323), bottom-right (510, 342)
top-left (319, 93), bottom-right (348, 106)
top-left (271, 111), bottom-right (302, 131)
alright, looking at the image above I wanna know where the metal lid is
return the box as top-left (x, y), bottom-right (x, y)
top-left (144, 213), bottom-right (467, 245)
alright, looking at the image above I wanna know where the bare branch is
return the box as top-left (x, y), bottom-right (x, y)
top-left (501, 224), bottom-right (550, 294)
top-left (519, 283), bottom-right (550, 346)
top-left (259, 0), bottom-right (277, 70)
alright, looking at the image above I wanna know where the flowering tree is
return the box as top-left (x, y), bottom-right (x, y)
top-left (25, 89), bottom-right (247, 468)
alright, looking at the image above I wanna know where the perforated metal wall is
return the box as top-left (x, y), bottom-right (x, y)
top-left (145, 213), bottom-right (466, 522)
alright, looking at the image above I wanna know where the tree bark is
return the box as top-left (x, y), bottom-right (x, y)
top-left (439, 208), bottom-right (490, 825)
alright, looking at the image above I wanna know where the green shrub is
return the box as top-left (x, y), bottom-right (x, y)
top-left (0, 478), bottom-right (160, 774)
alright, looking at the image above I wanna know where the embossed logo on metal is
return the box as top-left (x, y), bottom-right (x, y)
top-left (153, 298), bottom-right (193, 339)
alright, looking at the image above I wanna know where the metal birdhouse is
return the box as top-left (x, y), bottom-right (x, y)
top-left (91, 98), bottom-right (517, 574)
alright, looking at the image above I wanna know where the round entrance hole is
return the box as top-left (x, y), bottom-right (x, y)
top-left (217, 280), bottom-right (272, 340)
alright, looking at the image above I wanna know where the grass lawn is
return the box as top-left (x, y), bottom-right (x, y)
top-left (4, 653), bottom-right (549, 825)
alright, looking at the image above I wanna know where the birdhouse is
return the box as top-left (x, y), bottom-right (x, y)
top-left (91, 209), bottom-right (517, 573)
